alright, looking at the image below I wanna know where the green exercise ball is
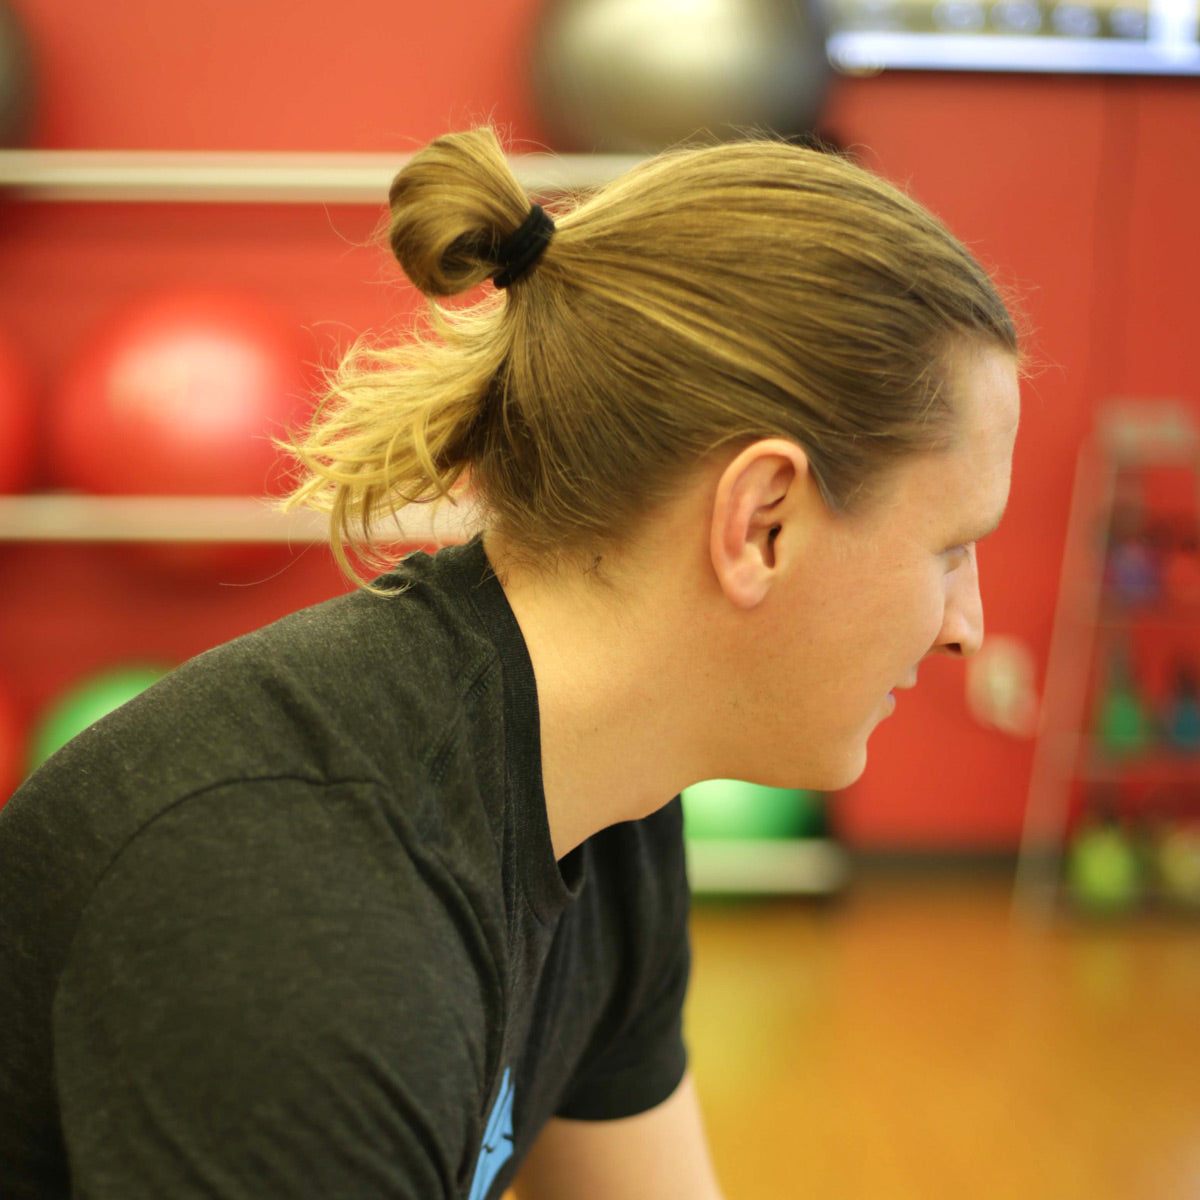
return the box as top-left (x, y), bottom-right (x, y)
top-left (28, 665), bottom-right (169, 771)
top-left (1065, 824), bottom-right (1142, 914)
top-left (681, 779), bottom-right (825, 840)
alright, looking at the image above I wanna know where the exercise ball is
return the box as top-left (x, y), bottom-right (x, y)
top-left (681, 779), bottom-right (825, 840)
top-left (1156, 824), bottom-right (1200, 908)
top-left (49, 290), bottom-right (314, 581)
top-left (28, 665), bottom-right (169, 772)
top-left (531, 0), bottom-right (833, 153)
top-left (49, 289), bottom-right (313, 498)
top-left (0, 0), bottom-right (36, 147)
top-left (0, 324), bottom-right (37, 494)
top-left (1065, 820), bottom-right (1143, 915)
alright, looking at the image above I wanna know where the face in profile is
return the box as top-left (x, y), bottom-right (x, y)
top-left (743, 342), bottom-right (1022, 792)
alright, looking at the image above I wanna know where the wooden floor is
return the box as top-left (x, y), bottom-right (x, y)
top-left (684, 875), bottom-right (1200, 1200)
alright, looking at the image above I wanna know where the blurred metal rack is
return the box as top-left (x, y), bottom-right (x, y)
top-left (1013, 401), bottom-right (1200, 921)
top-left (0, 150), bottom-right (646, 204)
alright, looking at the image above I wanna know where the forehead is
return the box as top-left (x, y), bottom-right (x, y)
top-left (869, 346), bottom-right (1020, 537)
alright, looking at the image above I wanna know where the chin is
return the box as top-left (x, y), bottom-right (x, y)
top-left (803, 747), bottom-right (869, 793)
top-left (743, 749), bottom-right (868, 794)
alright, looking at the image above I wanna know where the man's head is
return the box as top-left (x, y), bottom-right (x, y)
top-left (693, 338), bottom-right (1020, 791)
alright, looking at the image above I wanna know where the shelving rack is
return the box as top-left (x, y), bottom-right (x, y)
top-left (1014, 401), bottom-right (1200, 920)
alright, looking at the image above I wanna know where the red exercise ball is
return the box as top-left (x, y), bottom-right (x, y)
top-left (0, 324), bottom-right (38, 494)
top-left (50, 289), bottom-right (314, 497)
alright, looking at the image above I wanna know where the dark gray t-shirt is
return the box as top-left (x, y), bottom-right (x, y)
top-left (0, 536), bottom-right (691, 1199)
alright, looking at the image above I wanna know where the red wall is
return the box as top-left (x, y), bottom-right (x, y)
top-left (3, 0), bottom-right (1199, 847)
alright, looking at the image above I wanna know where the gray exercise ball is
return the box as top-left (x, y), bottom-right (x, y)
top-left (0, 0), bottom-right (36, 147)
top-left (531, 0), bottom-right (833, 154)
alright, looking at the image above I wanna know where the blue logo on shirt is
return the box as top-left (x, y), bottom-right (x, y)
top-left (468, 1066), bottom-right (514, 1200)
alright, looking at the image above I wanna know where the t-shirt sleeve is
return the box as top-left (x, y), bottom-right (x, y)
top-left (553, 804), bottom-right (692, 1121)
top-left (52, 778), bottom-right (498, 1200)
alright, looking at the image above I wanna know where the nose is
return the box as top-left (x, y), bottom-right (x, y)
top-left (933, 543), bottom-right (984, 659)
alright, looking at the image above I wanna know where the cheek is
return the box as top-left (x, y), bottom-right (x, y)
top-left (912, 575), bottom-right (951, 655)
top-left (878, 568), bottom-right (945, 660)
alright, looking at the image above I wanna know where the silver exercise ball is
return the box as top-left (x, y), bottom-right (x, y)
top-left (0, 0), bottom-right (36, 146)
top-left (530, 0), bottom-right (833, 154)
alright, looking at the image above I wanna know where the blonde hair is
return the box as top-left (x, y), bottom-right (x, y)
top-left (281, 127), bottom-right (1026, 590)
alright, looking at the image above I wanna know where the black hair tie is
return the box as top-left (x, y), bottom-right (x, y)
top-left (492, 204), bottom-right (556, 289)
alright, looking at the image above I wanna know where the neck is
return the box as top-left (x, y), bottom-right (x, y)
top-left (483, 530), bottom-right (715, 860)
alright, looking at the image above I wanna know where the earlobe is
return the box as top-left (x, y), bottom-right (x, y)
top-left (708, 440), bottom-right (804, 610)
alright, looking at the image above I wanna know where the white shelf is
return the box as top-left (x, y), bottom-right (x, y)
top-left (0, 494), bottom-right (482, 544)
top-left (0, 150), bottom-right (646, 204)
top-left (685, 838), bottom-right (850, 895)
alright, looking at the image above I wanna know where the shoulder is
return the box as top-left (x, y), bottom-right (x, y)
top-left (13, 551), bottom-right (503, 827)
top-left (2, 550), bottom-right (513, 983)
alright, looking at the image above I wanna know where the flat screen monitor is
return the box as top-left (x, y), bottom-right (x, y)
top-left (825, 0), bottom-right (1200, 74)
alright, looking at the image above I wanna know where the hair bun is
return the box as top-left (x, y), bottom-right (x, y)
top-left (386, 128), bottom-right (532, 297)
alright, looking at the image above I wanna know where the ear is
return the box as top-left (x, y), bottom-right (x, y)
top-left (709, 439), bottom-right (809, 610)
